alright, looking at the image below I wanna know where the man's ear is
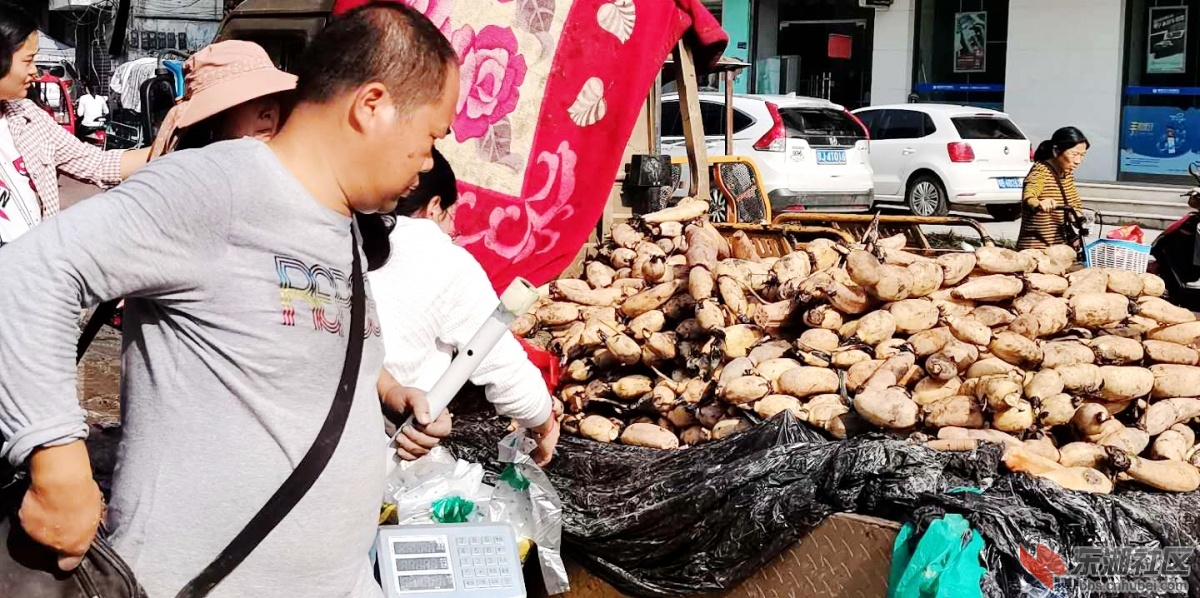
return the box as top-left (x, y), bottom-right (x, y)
top-left (348, 82), bottom-right (390, 132)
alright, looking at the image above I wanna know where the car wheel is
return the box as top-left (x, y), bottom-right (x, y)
top-left (708, 186), bottom-right (728, 223)
top-left (906, 175), bottom-right (949, 217)
top-left (986, 203), bottom-right (1022, 222)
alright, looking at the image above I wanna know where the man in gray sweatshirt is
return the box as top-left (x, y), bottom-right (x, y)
top-left (0, 5), bottom-right (458, 597)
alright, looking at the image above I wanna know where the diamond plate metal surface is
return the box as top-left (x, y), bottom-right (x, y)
top-left (528, 514), bottom-right (900, 598)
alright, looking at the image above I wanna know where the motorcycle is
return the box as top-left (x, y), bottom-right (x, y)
top-left (80, 116), bottom-right (107, 149)
top-left (1148, 163), bottom-right (1200, 310)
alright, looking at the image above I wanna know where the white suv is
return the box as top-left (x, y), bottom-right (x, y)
top-left (851, 104), bottom-right (1032, 220)
top-left (660, 93), bottom-right (874, 214)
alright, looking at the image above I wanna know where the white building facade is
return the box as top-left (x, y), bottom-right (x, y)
top-left (871, 0), bottom-right (1125, 183)
top-left (726, 0), bottom-right (1193, 186)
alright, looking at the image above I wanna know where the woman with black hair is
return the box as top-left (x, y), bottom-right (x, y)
top-left (368, 149), bottom-right (561, 466)
top-left (1016, 126), bottom-right (1089, 250)
top-left (0, 2), bottom-right (149, 247)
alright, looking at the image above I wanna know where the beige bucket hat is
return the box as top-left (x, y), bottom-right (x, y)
top-left (150, 40), bottom-right (297, 158)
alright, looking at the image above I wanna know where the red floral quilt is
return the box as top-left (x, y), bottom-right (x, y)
top-left (334, 0), bottom-right (727, 292)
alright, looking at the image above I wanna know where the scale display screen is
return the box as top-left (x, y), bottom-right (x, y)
top-left (376, 523), bottom-right (524, 598)
top-left (394, 540), bottom-right (447, 555)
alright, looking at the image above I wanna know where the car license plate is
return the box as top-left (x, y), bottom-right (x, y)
top-left (816, 149), bottom-right (846, 165)
top-left (996, 177), bottom-right (1022, 189)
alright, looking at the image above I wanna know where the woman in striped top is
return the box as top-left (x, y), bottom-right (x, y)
top-left (1017, 127), bottom-right (1090, 250)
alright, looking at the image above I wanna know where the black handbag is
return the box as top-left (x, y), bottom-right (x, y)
top-left (1047, 167), bottom-right (1087, 255)
top-left (1, 231), bottom-right (367, 598)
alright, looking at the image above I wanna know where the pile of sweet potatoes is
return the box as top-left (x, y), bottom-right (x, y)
top-left (515, 198), bottom-right (1200, 494)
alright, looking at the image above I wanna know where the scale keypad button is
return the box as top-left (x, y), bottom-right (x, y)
top-left (464, 579), bottom-right (477, 589)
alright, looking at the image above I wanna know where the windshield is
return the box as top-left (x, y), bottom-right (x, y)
top-left (778, 108), bottom-right (864, 138)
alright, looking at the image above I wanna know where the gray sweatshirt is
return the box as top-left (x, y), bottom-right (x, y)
top-left (0, 139), bottom-right (387, 598)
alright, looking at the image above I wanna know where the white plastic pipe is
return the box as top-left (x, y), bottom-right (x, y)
top-left (392, 277), bottom-right (540, 441)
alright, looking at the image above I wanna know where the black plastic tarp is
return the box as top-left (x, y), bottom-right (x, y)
top-left (444, 408), bottom-right (1200, 598)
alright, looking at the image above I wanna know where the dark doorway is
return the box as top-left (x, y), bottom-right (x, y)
top-left (754, 0), bottom-right (875, 109)
top-left (776, 19), bottom-right (871, 108)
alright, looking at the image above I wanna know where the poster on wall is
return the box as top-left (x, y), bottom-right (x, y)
top-left (1119, 105), bottom-right (1198, 177)
top-left (953, 11), bottom-right (987, 73)
top-left (1148, 6), bottom-right (1188, 74)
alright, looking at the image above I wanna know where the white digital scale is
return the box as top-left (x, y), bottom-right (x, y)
top-left (376, 523), bottom-right (526, 598)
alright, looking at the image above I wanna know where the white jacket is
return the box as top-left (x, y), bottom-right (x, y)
top-left (369, 217), bottom-right (552, 428)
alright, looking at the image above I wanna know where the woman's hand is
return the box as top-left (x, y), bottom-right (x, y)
top-left (21, 441), bottom-right (103, 571)
top-left (528, 415), bottom-right (560, 467)
top-left (1037, 197), bottom-right (1056, 212)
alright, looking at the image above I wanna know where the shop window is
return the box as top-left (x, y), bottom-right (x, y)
top-left (1119, 0), bottom-right (1200, 184)
top-left (912, 0), bottom-right (1008, 110)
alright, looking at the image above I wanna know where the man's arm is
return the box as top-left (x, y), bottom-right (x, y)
top-left (0, 153), bottom-right (232, 468)
top-left (2, 152), bottom-right (232, 568)
top-left (378, 369), bottom-right (453, 460)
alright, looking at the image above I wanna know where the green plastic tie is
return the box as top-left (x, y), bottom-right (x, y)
top-left (498, 463), bottom-right (531, 491)
top-left (430, 496), bottom-right (476, 523)
top-left (947, 486), bottom-right (983, 495)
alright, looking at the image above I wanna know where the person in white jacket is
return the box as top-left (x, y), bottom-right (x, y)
top-left (368, 148), bottom-right (560, 465)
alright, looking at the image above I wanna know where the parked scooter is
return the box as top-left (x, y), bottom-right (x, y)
top-left (1149, 164), bottom-right (1200, 310)
top-left (80, 116), bottom-right (107, 149)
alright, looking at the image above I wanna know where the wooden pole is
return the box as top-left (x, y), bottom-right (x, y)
top-left (725, 70), bottom-right (734, 156)
top-left (672, 41), bottom-right (709, 201)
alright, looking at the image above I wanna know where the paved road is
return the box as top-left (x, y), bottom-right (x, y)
top-left (59, 175), bottom-right (101, 210)
top-left (878, 207), bottom-right (1164, 247)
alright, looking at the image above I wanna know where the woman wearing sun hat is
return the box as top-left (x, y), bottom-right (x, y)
top-left (150, 40), bottom-right (298, 158)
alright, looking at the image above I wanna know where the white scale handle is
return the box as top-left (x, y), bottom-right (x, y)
top-left (391, 278), bottom-right (540, 443)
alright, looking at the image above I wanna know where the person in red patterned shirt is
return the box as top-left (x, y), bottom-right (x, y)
top-left (0, 3), bottom-right (150, 246)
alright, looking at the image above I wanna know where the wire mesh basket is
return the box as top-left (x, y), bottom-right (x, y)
top-left (1084, 239), bottom-right (1151, 273)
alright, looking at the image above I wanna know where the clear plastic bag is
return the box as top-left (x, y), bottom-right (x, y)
top-left (384, 446), bottom-right (491, 525)
top-left (380, 434), bottom-right (570, 595)
top-left (490, 431), bottom-right (569, 595)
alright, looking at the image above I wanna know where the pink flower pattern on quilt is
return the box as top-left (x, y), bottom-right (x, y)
top-left (457, 141), bottom-right (576, 261)
top-left (450, 25), bottom-right (527, 143)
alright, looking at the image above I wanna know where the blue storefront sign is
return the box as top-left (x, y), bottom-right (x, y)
top-left (1119, 104), bottom-right (1200, 177)
top-left (913, 83), bottom-right (1005, 93)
